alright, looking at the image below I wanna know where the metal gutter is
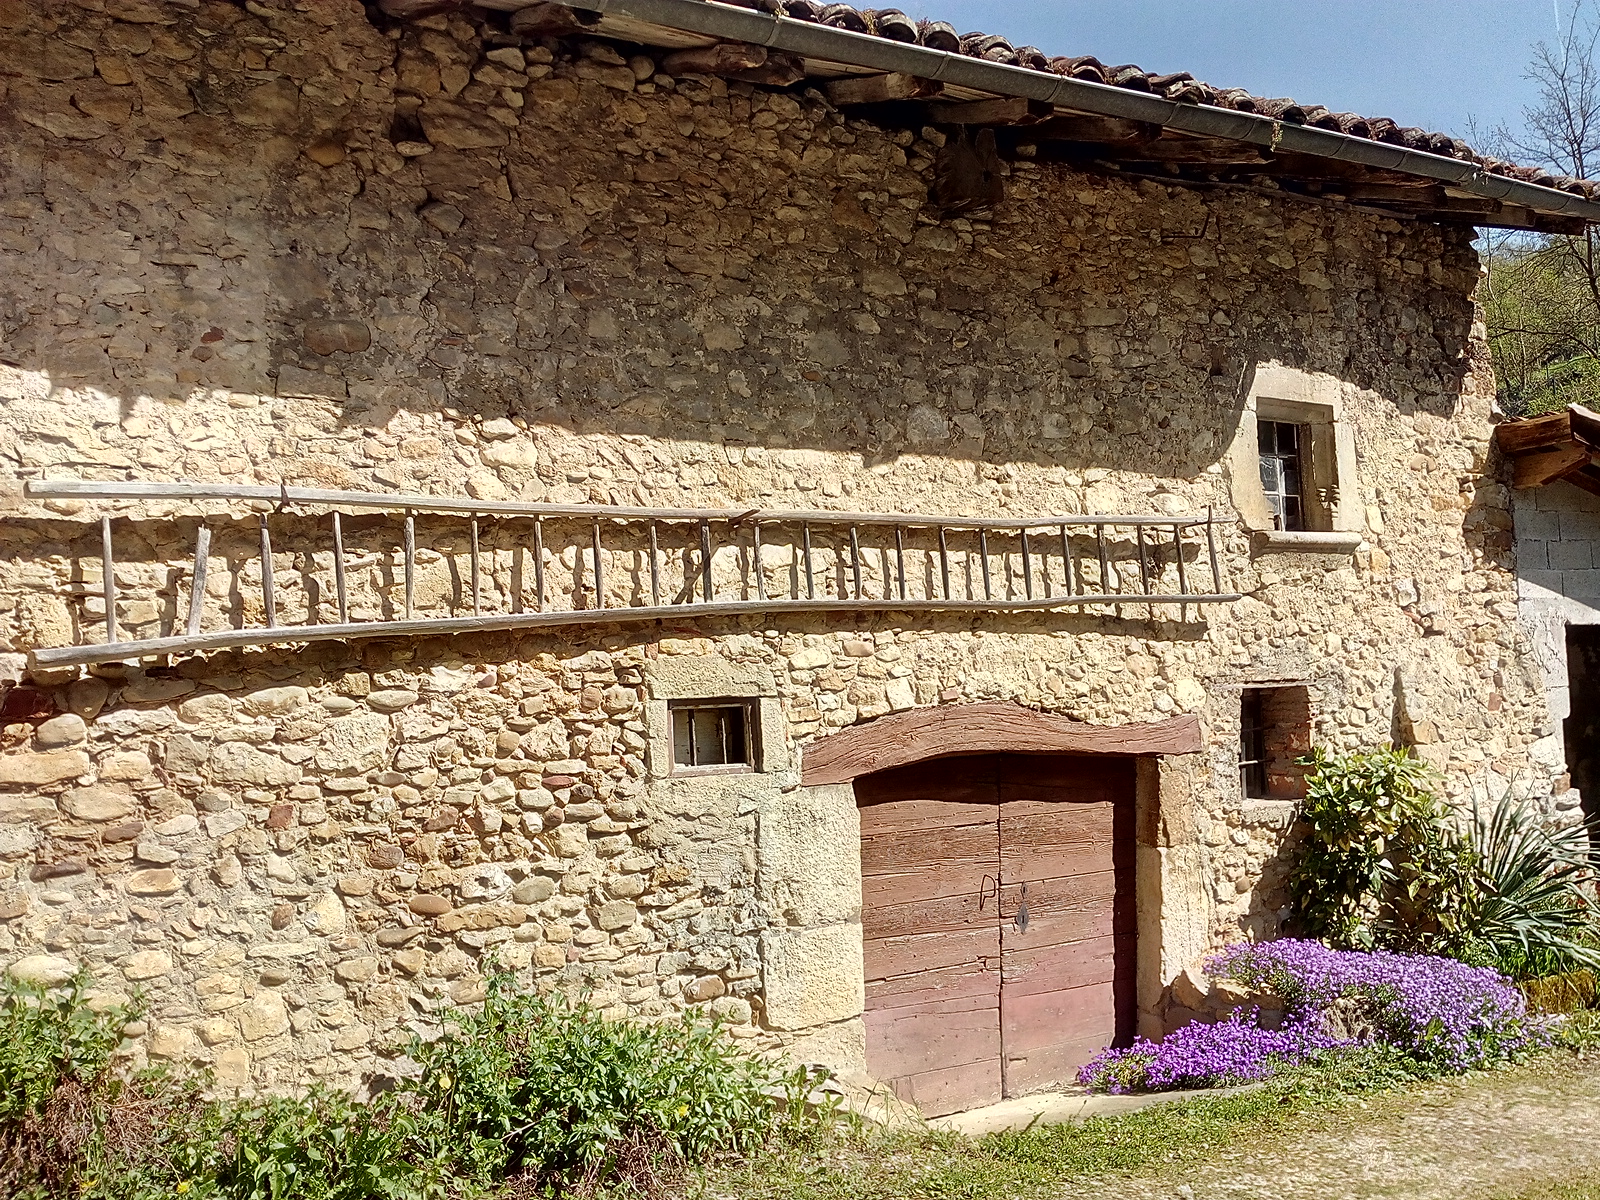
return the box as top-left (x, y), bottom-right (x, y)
top-left (562, 0), bottom-right (1600, 224)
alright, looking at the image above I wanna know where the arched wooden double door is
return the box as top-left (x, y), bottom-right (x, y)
top-left (856, 753), bottom-right (1136, 1116)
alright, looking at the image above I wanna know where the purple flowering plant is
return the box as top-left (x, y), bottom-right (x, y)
top-left (1078, 939), bottom-right (1550, 1093)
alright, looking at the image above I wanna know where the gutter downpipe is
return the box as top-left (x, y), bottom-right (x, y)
top-left (558, 0), bottom-right (1600, 225)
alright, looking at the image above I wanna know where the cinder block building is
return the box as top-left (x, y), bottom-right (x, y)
top-left (2, 0), bottom-right (1594, 1117)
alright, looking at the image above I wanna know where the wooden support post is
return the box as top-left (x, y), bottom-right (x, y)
top-left (939, 526), bottom-right (951, 599)
top-left (699, 520), bottom-right (714, 603)
top-left (186, 524), bottom-right (211, 637)
top-left (979, 529), bottom-right (992, 600)
top-left (403, 513), bottom-right (415, 620)
top-left (1061, 524), bottom-right (1075, 595)
top-left (591, 519), bottom-right (604, 610)
top-left (101, 515), bottom-right (116, 646)
top-left (470, 517), bottom-right (482, 616)
top-left (260, 515), bottom-right (277, 628)
top-left (649, 521), bottom-right (661, 607)
top-left (332, 512), bottom-right (349, 623)
top-left (533, 519), bottom-right (546, 612)
top-left (511, 545), bottom-right (524, 615)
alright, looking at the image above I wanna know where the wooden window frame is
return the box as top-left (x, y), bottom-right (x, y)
top-left (668, 699), bottom-right (759, 777)
top-left (1257, 419), bottom-right (1306, 532)
top-left (1238, 685), bottom-right (1311, 801)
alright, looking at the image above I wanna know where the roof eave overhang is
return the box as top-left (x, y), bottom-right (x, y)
top-left (511, 0), bottom-right (1600, 228)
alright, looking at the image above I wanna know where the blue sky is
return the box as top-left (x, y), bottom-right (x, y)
top-left (906, 1), bottom-right (1568, 153)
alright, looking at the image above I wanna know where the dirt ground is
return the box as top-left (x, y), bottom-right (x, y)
top-left (1094, 1056), bottom-right (1600, 1200)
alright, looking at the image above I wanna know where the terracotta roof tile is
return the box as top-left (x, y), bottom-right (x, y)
top-left (710, 0), bottom-right (1589, 188)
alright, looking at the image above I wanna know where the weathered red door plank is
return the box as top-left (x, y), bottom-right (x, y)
top-left (997, 755), bottom-right (1135, 1098)
top-left (857, 754), bottom-right (1004, 1117)
top-left (857, 751), bottom-right (1137, 1113)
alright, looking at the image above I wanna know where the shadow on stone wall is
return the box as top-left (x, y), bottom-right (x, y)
top-left (0, 1), bottom-right (1476, 492)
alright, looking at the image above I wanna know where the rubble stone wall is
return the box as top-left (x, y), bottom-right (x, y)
top-left (0, 0), bottom-right (1554, 1087)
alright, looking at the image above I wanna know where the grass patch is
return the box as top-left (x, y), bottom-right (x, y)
top-left (693, 1049), bottom-right (1433, 1200)
top-left (1490, 1172), bottom-right (1600, 1200)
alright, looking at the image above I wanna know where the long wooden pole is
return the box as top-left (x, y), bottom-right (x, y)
top-left (27, 479), bottom-right (1207, 531)
top-left (30, 590), bottom-right (1244, 670)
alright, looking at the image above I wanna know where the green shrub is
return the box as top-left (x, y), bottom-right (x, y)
top-left (1287, 748), bottom-right (1600, 979)
top-left (408, 978), bottom-right (775, 1193)
top-left (1286, 747), bottom-right (1469, 950)
top-left (1436, 792), bottom-right (1600, 978)
top-left (208, 1089), bottom-right (446, 1200)
top-left (1, 969), bottom-right (787, 1199)
top-left (0, 971), bottom-right (135, 1197)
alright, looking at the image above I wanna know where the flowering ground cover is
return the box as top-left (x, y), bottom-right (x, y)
top-left (1079, 940), bottom-right (1550, 1093)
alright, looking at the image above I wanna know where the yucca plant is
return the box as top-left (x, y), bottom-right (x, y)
top-left (1439, 792), bottom-right (1600, 977)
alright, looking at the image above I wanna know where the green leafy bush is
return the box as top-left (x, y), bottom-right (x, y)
top-left (408, 978), bottom-right (775, 1192)
top-left (1288, 748), bottom-right (1600, 980)
top-left (1, 969), bottom-right (787, 1199)
top-left (0, 971), bottom-right (135, 1197)
top-left (1286, 747), bottom-right (1468, 950)
top-left (1439, 793), bottom-right (1600, 977)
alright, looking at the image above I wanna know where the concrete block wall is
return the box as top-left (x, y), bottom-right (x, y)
top-left (1515, 479), bottom-right (1600, 730)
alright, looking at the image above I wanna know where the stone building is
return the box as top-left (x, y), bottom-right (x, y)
top-left (2, 0), bottom-right (1596, 1117)
top-left (1498, 405), bottom-right (1600, 826)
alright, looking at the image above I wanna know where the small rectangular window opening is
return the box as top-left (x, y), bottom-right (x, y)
top-left (670, 701), bottom-right (755, 774)
top-left (1258, 420), bottom-right (1305, 532)
top-left (1239, 685), bottom-right (1311, 800)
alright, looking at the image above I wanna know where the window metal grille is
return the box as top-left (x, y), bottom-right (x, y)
top-left (670, 702), bottom-right (752, 773)
top-left (1239, 688), bottom-right (1268, 799)
top-left (1258, 420), bottom-right (1305, 531)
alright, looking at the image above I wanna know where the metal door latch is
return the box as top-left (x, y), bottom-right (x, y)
top-left (1013, 882), bottom-right (1029, 934)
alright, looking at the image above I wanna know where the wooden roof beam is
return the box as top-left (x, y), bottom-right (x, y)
top-left (1497, 410), bottom-right (1574, 455)
top-left (929, 96), bottom-right (1054, 126)
top-left (824, 72), bottom-right (943, 105)
top-left (1514, 444), bottom-right (1591, 489)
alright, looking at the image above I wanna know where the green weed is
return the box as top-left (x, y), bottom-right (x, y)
top-left (694, 1048), bottom-right (1431, 1200)
top-left (1, 971), bottom-right (783, 1200)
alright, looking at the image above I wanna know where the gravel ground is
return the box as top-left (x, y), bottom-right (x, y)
top-left (1092, 1056), bottom-right (1600, 1200)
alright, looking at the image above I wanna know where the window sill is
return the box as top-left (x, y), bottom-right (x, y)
top-left (1252, 530), bottom-right (1363, 554)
